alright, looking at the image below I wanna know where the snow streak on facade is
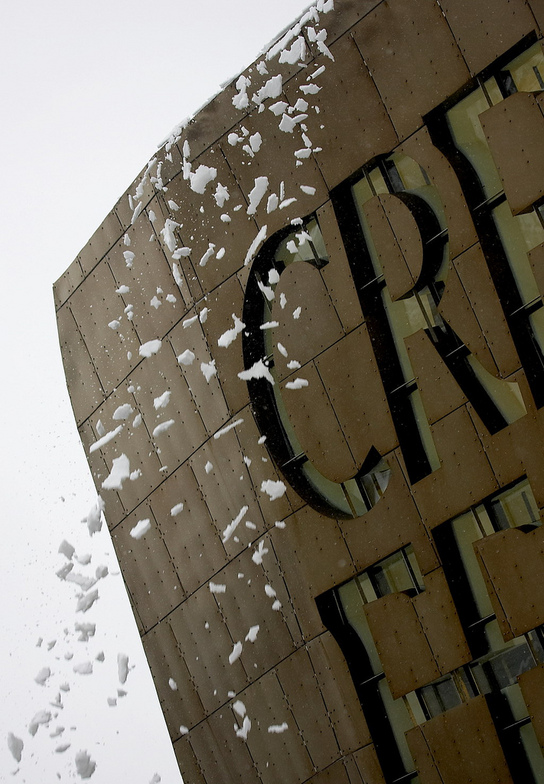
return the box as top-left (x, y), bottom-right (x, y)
top-left (55, 1), bottom-right (544, 782)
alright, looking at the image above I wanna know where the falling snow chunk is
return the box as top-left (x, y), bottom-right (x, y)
top-left (35, 667), bottom-right (52, 685)
top-left (150, 296), bottom-right (161, 309)
top-left (172, 263), bottom-right (183, 288)
top-left (73, 661), bottom-right (93, 675)
top-left (229, 641), bottom-right (243, 665)
top-left (218, 314), bottom-right (245, 348)
top-left (89, 425), bottom-right (123, 453)
top-left (75, 750), bottom-right (96, 779)
top-left (235, 716), bottom-right (252, 739)
top-left (179, 725), bottom-right (189, 735)
top-left (168, 678), bottom-right (178, 691)
top-left (257, 279), bottom-right (275, 301)
top-left (102, 454), bottom-right (131, 490)
top-left (280, 292), bottom-right (287, 309)
top-left (260, 321), bottom-right (279, 330)
top-left (76, 589), bottom-right (99, 613)
top-left (238, 359), bottom-right (274, 385)
top-left (233, 700), bottom-right (246, 718)
top-left (300, 83), bottom-right (321, 95)
top-left (154, 390), bottom-right (171, 409)
top-left (108, 320), bottom-right (120, 330)
top-left (221, 213), bottom-right (231, 222)
top-left (261, 479), bottom-right (287, 500)
top-left (205, 461), bottom-right (213, 474)
top-left (279, 113), bottom-right (308, 133)
top-left (150, 775), bottom-right (162, 784)
top-left (222, 505), bottom-right (249, 543)
top-left (200, 360), bottom-right (217, 383)
top-left (199, 307), bottom-right (208, 323)
top-left (214, 183), bottom-right (230, 207)
top-left (132, 413), bottom-right (142, 428)
top-left (75, 622), bottom-right (96, 642)
top-left (29, 710), bottom-right (51, 736)
top-left (118, 653), bottom-right (129, 684)
top-left (287, 360), bottom-right (301, 370)
top-left (252, 540), bottom-right (269, 565)
top-left (293, 306), bottom-right (302, 319)
top-left (7, 733), bottom-right (23, 762)
top-left (139, 339), bottom-right (162, 358)
top-left (265, 584), bottom-right (277, 598)
top-left (209, 582), bottom-right (226, 594)
top-left (199, 243), bottom-right (215, 267)
top-left (247, 176), bottom-right (269, 215)
top-left (295, 148), bottom-right (312, 159)
top-left (166, 293), bottom-right (177, 303)
top-left (167, 199), bottom-right (179, 211)
top-left (272, 599), bottom-right (282, 610)
top-left (245, 625), bottom-right (260, 643)
top-left (113, 403), bottom-right (133, 420)
top-left (214, 418), bottom-right (244, 439)
top-left (183, 314), bottom-right (199, 329)
top-left (178, 349), bottom-right (195, 366)
top-left (286, 378), bottom-right (308, 390)
top-left (130, 518), bottom-right (151, 539)
top-left (189, 165), bottom-right (217, 194)
top-left (59, 540), bottom-right (75, 560)
top-left (123, 250), bottom-right (135, 267)
top-left (171, 502), bottom-right (184, 516)
top-left (268, 722), bottom-right (289, 734)
top-left (300, 185), bottom-right (316, 196)
top-left (280, 197), bottom-right (297, 209)
top-left (244, 225), bottom-right (267, 266)
top-left (152, 420), bottom-right (175, 437)
top-left (232, 74), bottom-right (250, 110)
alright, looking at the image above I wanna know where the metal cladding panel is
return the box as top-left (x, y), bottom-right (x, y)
top-left (173, 736), bottom-right (207, 784)
top-left (404, 727), bottom-right (443, 784)
top-left (76, 209), bottom-right (124, 276)
top-left (316, 201), bottom-right (365, 334)
top-left (413, 568), bottom-right (472, 675)
top-left (283, 34), bottom-right (398, 191)
top-left (316, 0), bottom-right (383, 46)
top-left (416, 696), bottom-right (514, 784)
top-left (351, 0), bottom-right (470, 140)
top-left (272, 263), bottom-right (345, 378)
top-left (519, 663), bottom-right (544, 749)
top-left (142, 620), bottom-right (206, 739)
top-left (481, 91), bottom-right (544, 216)
top-left (307, 633), bottom-right (372, 753)
top-left (54, 259), bottom-right (85, 310)
top-left (476, 527), bottom-right (544, 639)
top-left (278, 362), bottom-right (359, 483)
top-left (304, 760), bottom-right (352, 784)
top-left (111, 504), bottom-right (184, 632)
top-left (148, 463), bottom-right (228, 597)
top-left (529, 0), bottom-right (544, 34)
top-left (315, 324), bottom-right (399, 463)
top-left (188, 713), bottom-right (261, 784)
top-left (439, 0), bottom-right (538, 75)
top-left (352, 744), bottom-right (387, 784)
top-left (364, 593), bottom-right (441, 699)
top-left (276, 646), bottom-right (342, 771)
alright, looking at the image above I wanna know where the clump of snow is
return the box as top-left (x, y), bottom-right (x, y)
top-left (200, 361), bottom-right (217, 383)
top-left (89, 425), bottom-right (123, 453)
top-left (268, 722), bottom-right (289, 734)
top-left (153, 390), bottom-right (171, 409)
top-left (209, 582), bottom-right (226, 594)
top-left (293, 306), bottom-right (302, 319)
top-left (7, 732), bottom-right (23, 762)
top-left (205, 461), bottom-right (213, 474)
top-left (261, 479), bottom-right (287, 500)
top-left (178, 349), bottom-right (195, 366)
top-left (75, 750), bottom-right (96, 779)
top-left (235, 716), bottom-right (251, 739)
top-left (218, 315), bottom-right (246, 348)
top-left (233, 700), bottom-right (246, 718)
top-left (252, 540), bottom-right (269, 565)
top-left (130, 519), bottom-right (151, 539)
top-left (29, 710), bottom-right (51, 736)
top-left (168, 678), bottom-right (178, 691)
top-left (222, 505), bottom-right (249, 543)
top-left (101, 454), bottom-right (131, 490)
top-left (238, 359), bottom-right (274, 385)
top-left (139, 339), bottom-right (162, 357)
top-left (73, 661), bottom-right (93, 675)
top-left (152, 420), bottom-right (175, 437)
top-left (244, 225), bottom-right (267, 266)
top-left (117, 653), bottom-right (129, 684)
top-left (113, 403), bottom-right (133, 420)
top-left (199, 243), bottom-right (215, 267)
top-left (286, 378), bottom-right (308, 390)
top-left (247, 176), bottom-right (269, 215)
top-left (214, 418), bottom-right (244, 440)
top-left (245, 625), bottom-right (260, 643)
top-left (189, 165), bottom-right (217, 194)
top-left (171, 503), bottom-right (184, 516)
top-left (59, 540), bottom-right (75, 560)
top-left (179, 725), bottom-right (189, 735)
top-left (229, 642), bottom-right (243, 665)
top-left (34, 667), bottom-right (51, 686)
top-left (76, 589), bottom-right (99, 613)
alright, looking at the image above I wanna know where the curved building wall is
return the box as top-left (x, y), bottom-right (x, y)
top-left (55, 2), bottom-right (544, 782)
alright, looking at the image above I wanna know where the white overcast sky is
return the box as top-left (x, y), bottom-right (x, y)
top-left (0, 1), bottom-right (311, 780)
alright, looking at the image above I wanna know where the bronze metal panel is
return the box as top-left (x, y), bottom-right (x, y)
top-left (278, 362), bottom-right (359, 483)
top-left (173, 736), bottom-right (207, 784)
top-left (111, 503), bottom-right (184, 632)
top-left (409, 407), bottom-right (499, 529)
top-left (318, 0), bottom-right (383, 46)
top-left (305, 760), bottom-right (351, 784)
top-left (272, 263), bottom-right (345, 377)
top-left (439, 0), bottom-right (537, 75)
top-left (398, 126), bottom-right (478, 259)
top-left (56, 304), bottom-right (104, 425)
top-left (128, 348), bottom-right (207, 479)
top-left (276, 646), bottom-right (341, 770)
top-left (476, 526), bottom-right (544, 639)
top-left (189, 427), bottom-right (266, 562)
top-left (405, 329), bottom-right (467, 425)
top-left (340, 452), bottom-right (439, 577)
top-left (168, 316), bottom-right (230, 438)
top-left (352, 744), bottom-right (387, 784)
top-left (316, 324), bottom-right (399, 464)
top-left (343, 755), bottom-right (366, 784)
top-left (481, 91), bottom-right (544, 216)
top-left (53, 259), bottom-right (85, 311)
top-left (405, 726), bottom-right (442, 784)
top-left (364, 592), bottom-right (441, 698)
top-left (519, 663), bottom-right (544, 749)
top-left (454, 243), bottom-right (521, 378)
top-left (68, 260), bottom-right (142, 394)
top-left (149, 463), bottom-right (228, 597)
top-left (528, 0), bottom-right (544, 35)
top-left (418, 695), bottom-right (514, 784)
top-left (351, 0), bottom-right (470, 140)
top-left (199, 273), bottom-right (249, 416)
top-left (188, 713), bottom-right (261, 784)
top-left (168, 588), bottom-right (249, 715)
top-left (414, 568), bottom-right (472, 675)
top-left (284, 34), bottom-right (397, 190)
top-left (307, 632), bottom-right (372, 753)
top-left (76, 209), bottom-right (123, 276)
top-left (142, 620), bottom-right (205, 739)
top-left (317, 201), bottom-right (365, 334)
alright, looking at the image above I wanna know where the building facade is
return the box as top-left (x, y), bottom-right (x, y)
top-left (55, 1), bottom-right (544, 782)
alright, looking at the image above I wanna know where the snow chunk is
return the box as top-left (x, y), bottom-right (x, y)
top-left (293, 306), bottom-right (302, 319)
top-left (232, 74), bottom-right (250, 110)
top-left (59, 540), bottom-right (75, 560)
top-left (89, 425), bottom-right (123, 453)
top-left (200, 360), bottom-right (217, 383)
top-left (35, 667), bottom-right (51, 686)
top-left (118, 653), bottom-right (129, 684)
top-left (261, 479), bottom-right (287, 500)
top-left (300, 185), bottom-right (316, 195)
top-left (235, 716), bottom-right (251, 739)
top-left (244, 225), bottom-right (267, 266)
top-left (153, 420), bottom-right (175, 437)
top-left (238, 359), bottom-right (274, 385)
top-left (189, 165), bottom-right (217, 194)
top-left (113, 403), bottom-right (133, 420)
top-left (260, 321), bottom-right (279, 330)
top-left (287, 360), bottom-right (301, 369)
top-left (300, 82), bottom-right (321, 95)
top-left (214, 418), bottom-right (244, 439)
top-left (233, 700), bottom-right (246, 718)
top-left (73, 661), bottom-right (93, 675)
top-left (265, 584), bottom-right (277, 598)
top-left (139, 339), bottom-right (162, 357)
top-left (209, 582), bottom-right (226, 594)
top-left (154, 390), bottom-right (171, 409)
top-left (279, 113), bottom-right (308, 133)
top-left (247, 176), bottom-right (269, 215)
top-left (76, 589), bottom-right (99, 613)
top-left (199, 243), bottom-right (215, 267)
top-left (222, 505), bottom-right (249, 543)
top-left (75, 750), bottom-right (96, 779)
top-left (108, 320), bottom-right (120, 330)
top-left (205, 461), bottom-right (213, 474)
top-left (178, 349), bottom-right (195, 366)
top-left (252, 74), bottom-right (283, 105)
top-left (279, 36), bottom-right (306, 64)
top-left (179, 725), bottom-right (189, 735)
top-left (229, 641), bottom-right (243, 665)
top-left (245, 625), bottom-right (260, 643)
top-left (75, 622), bottom-right (96, 642)
top-left (286, 378), bottom-right (308, 389)
top-left (168, 678), bottom-right (178, 691)
top-left (214, 183), bottom-right (230, 207)
top-left (269, 100), bottom-right (288, 116)
top-left (130, 519), bottom-right (151, 539)
top-left (171, 502), bottom-right (184, 516)
top-left (218, 314), bottom-right (246, 348)
top-left (183, 314), bottom-right (198, 328)
top-left (7, 732), bottom-right (23, 762)
top-left (268, 722), bottom-right (289, 733)
top-left (29, 710), bottom-right (51, 736)
top-left (252, 540), bottom-right (269, 565)
top-left (123, 250), bottom-right (135, 267)
top-left (102, 454), bottom-right (131, 490)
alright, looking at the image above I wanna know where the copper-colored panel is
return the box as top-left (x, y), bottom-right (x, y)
top-left (409, 407), bottom-right (499, 529)
top-left (284, 34), bottom-right (397, 190)
top-left (414, 568), bottom-right (472, 675)
top-left (279, 362), bottom-right (359, 483)
top-left (317, 201), bottom-right (365, 334)
top-left (398, 127), bottom-right (478, 258)
top-left (454, 243), bottom-right (521, 378)
top-left (340, 452), bottom-right (439, 577)
top-left (528, 0), bottom-right (544, 35)
top-left (519, 663), bottom-right (544, 749)
top-left (476, 526), bottom-right (544, 639)
top-left (68, 260), bottom-right (141, 394)
top-left (405, 726), bottom-right (443, 784)
top-left (112, 504), bottom-right (184, 632)
top-left (351, 0), bottom-right (469, 140)
top-left (440, 0), bottom-right (537, 75)
top-left (418, 695), bottom-right (514, 784)
top-left (200, 273), bottom-right (249, 416)
top-left (142, 620), bottom-right (205, 739)
top-left (53, 259), bottom-right (85, 311)
top-left (189, 427), bottom-right (266, 562)
top-left (362, 195), bottom-right (417, 302)
top-left (149, 463), bottom-right (228, 596)
top-left (77, 209), bottom-right (123, 276)
top-left (481, 91), bottom-right (544, 216)
top-left (56, 304), bottom-right (104, 425)
top-left (168, 315), bottom-right (230, 438)
top-left (272, 262), bottom-right (345, 375)
top-left (305, 760), bottom-right (351, 784)
top-left (173, 736), bottom-right (207, 784)
top-left (405, 331), bottom-right (467, 426)
top-left (188, 713), bottom-right (260, 784)
top-left (257, 531), bottom-right (304, 649)
top-left (365, 592), bottom-right (441, 698)
top-left (168, 588), bottom-right (249, 715)
top-left (318, 0), bottom-right (383, 46)
top-left (352, 744), bottom-right (386, 784)
top-left (307, 632), bottom-right (371, 753)
top-left (316, 324), bottom-right (399, 464)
